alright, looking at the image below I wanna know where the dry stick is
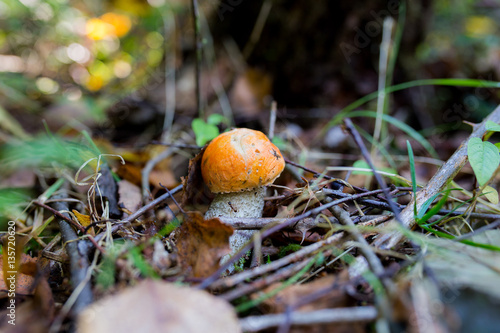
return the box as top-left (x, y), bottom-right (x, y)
top-left (198, 11), bottom-right (234, 126)
top-left (161, 6), bottom-right (177, 142)
top-left (328, 204), bottom-right (384, 276)
top-left (51, 197), bottom-right (93, 315)
top-left (344, 118), bottom-right (403, 224)
top-left (200, 188), bottom-right (395, 290)
top-left (32, 201), bottom-right (104, 253)
top-left (322, 188), bottom-right (500, 221)
top-left (220, 214), bottom-right (391, 230)
top-left (191, 0), bottom-right (203, 119)
top-left (239, 306), bottom-right (377, 332)
top-left (210, 232), bottom-right (344, 291)
top-left (93, 184), bottom-right (183, 243)
top-left (284, 158), bottom-right (356, 191)
top-left (242, 0), bottom-right (273, 59)
top-left (220, 256), bottom-right (313, 302)
top-left (374, 105), bottom-right (500, 249)
top-left (213, 214), bottom-right (393, 296)
top-left (268, 101), bottom-right (277, 140)
top-left (141, 147), bottom-right (177, 202)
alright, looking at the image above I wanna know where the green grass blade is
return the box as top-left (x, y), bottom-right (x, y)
top-left (325, 78), bottom-right (500, 130)
top-left (348, 111), bottom-right (438, 158)
top-left (407, 141), bottom-right (417, 217)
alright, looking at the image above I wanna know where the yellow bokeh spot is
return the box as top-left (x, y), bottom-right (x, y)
top-left (101, 13), bottom-right (132, 38)
top-left (86, 13), bottom-right (132, 40)
top-left (465, 16), bottom-right (496, 37)
top-left (86, 18), bottom-right (114, 40)
top-left (85, 75), bottom-right (104, 91)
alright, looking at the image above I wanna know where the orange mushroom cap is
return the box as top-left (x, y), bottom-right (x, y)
top-left (201, 128), bottom-right (285, 193)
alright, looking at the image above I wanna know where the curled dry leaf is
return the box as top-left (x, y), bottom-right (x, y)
top-left (176, 212), bottom-right (232, 278)
top-left (77, 279), bottom-right (241, 333)
top-left (181, 145), bottom-right (212, 208)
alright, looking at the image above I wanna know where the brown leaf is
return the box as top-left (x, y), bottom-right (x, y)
top-left (176, 212), bottom-right (232, 278)
top-left (0, 249), bottom-right (54, 332)
top-left (0, 253), bottom-right (37, 297)
top-left (77, 279), bottom-right (241, 333)
top-left (181, 146), bottom-right (212, 208)
top-left (117, 179), bottom-right (142, 215)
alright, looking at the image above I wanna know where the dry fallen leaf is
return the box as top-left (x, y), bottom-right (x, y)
top-left (77, 279), bottom-right (241, 333)
top-left (0, 253), bottom-right (38, 297)
top-left (117, 179), bottom-right (142, 215)
top-left (176, 212), bottom-right (232, 278)
top-left (1, 235), bottom-right (36, 297)
top-left (181, 146), bottom-right (212, 208)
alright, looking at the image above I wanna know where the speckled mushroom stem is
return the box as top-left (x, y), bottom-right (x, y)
top-left (205, 187), bottom-right (267, 260)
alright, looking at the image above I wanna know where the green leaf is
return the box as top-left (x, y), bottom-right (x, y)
top-left (483, 185), bottom-right (499, 204)
top-left (191, 118), bottom-right (219, 147)
top-left (468, 137), bottom-right (500, 186)
top-left (485, 120), bottom-right (500, 132)
top-left (207, 113), bottom-right (228, 126)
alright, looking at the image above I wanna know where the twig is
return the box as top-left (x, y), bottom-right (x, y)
top-left (51, 196), bottom-right (93, 315)
top-left (268, 100), bottom-right (277, 140)
top-left (209, 232), bottom-right (345, 291)
top-left (375, 105), bottom-right (500, 249)
top-left (93, 184), bottom-right (183, 243)
top-left (344, 118), bottom-right (403, 224)
top-left (200, 186), bottom-right (404, 289)
top-left (161, 6), bottom-right (177, 141)
top-left (151, 141), bottom-right (201, 150)
top-left (126, 184), bottom-right (182, 224)
top-left (141, 147), bottom-right (177, 202)
top-left (220, 254), bottom-right (321, 302)
top-left (32, 200), bottom-right (104, 252)
top-left (217, 216), bottom-right (329, 230)
top-left (198, 10), bottom-right (234, 126)
top-left (239, 306), bottom-right (377, 332)
top-left (242, 0), bottom-right (273, 59)
top-left (284, 158), bottom-right (347, 190)
top-left (191, 0), bottom-right (203, 118)
top-left (453, 219), bottom-right (500, 241)
top-left (328, 204), bottom-right (384, 276)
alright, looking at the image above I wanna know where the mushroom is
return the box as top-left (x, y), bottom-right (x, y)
top-left (201, 128), bottom-right (285, 258)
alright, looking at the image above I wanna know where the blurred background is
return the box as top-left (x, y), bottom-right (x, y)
top-left (2, 0), bottom-right (500, 165)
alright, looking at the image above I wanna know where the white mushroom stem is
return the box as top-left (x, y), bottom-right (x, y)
top-left (205, 187), bottom-right (267, 259)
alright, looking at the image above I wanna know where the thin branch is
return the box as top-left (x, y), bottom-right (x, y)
top-left (126, 184), bottom-right (182, 224)
top-left (51, 196), bottom-right (93, 315)
top-left (268, 100), bottom-right (277, 140)
top-left (344, 118), bottom-right (403, 224)
top-left (191, 0), bottom-right (203, 118)
top-left (209, 232), bottom-right (344, 291)
top-left (375, 105), bottom-right (500, 249)
top-left (161, 6), bottom-right (177, 141)
top-left (239, 306), bottom-right (377, 332)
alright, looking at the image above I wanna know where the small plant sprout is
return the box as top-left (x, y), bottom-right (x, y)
top-left (201, 128), bottom-right (285, 256)
top-left (468, 120), bottom-right (500, 202)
